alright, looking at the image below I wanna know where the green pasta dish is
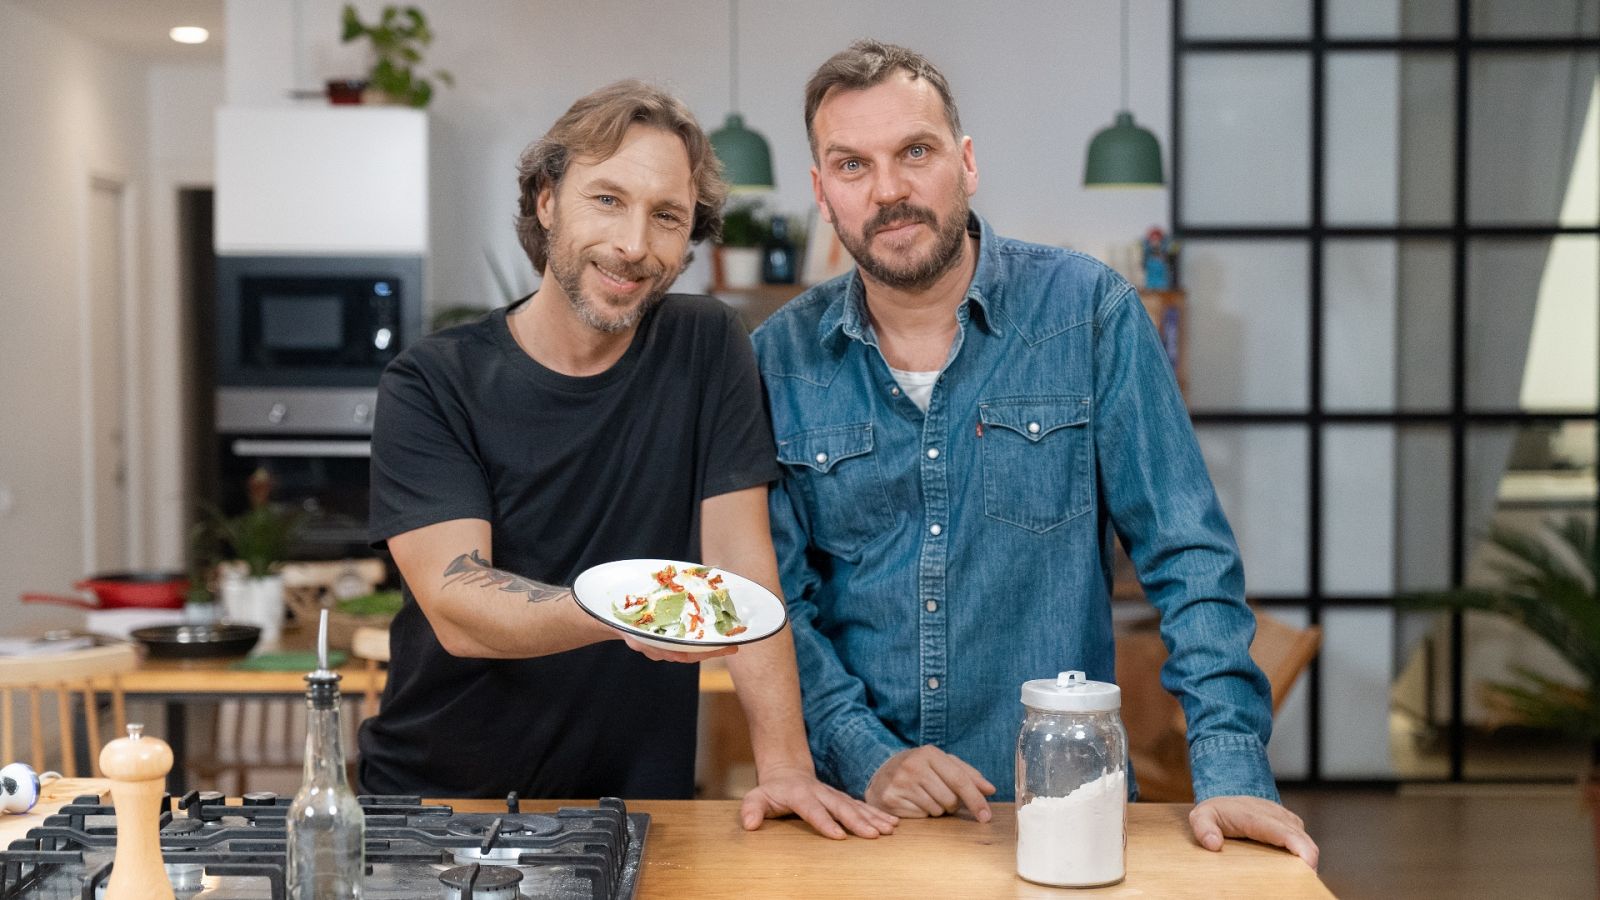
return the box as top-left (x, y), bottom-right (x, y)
top-left (611, 564), bottom-right (747, 639)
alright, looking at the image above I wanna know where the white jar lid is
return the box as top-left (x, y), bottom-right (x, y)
top-left (1021, 670), bottom-right (1121, 712)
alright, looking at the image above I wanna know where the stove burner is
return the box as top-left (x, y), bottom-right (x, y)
top-left (439, 862), bottom-right (524, 899)
top-left (161, 818), bottom-right (206, 836)
top-left (445, 814), bottom-right (563, 839)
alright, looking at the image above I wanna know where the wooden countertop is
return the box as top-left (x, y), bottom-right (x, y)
top-left (452, 799), bottom-right (1332, 899)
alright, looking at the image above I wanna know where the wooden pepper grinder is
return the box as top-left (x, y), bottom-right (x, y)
top-left (98, 723), bottom-right (175, 900)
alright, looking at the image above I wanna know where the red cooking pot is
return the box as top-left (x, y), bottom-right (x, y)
top-left (22, 571), bottom-right (189, 610)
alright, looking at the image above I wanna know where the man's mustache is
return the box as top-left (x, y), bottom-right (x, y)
top-left (589, 254), bottom-right (663, 282)
top-left (867, 202), bottom-right (938, 236)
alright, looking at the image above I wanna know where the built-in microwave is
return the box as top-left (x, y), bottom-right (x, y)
top-left (217, 255), bottom-right (423, 387)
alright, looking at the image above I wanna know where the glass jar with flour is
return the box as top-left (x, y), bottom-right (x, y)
top-left (1015, 670), bottom-right (1128, 886)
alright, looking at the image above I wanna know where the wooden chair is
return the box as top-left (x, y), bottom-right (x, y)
top-left (349, 625), bottom-right (390, 723)
top-left (1115, 607), bottom-right (1323, 802)
top-left (0, 643), bottom-right (138, 777)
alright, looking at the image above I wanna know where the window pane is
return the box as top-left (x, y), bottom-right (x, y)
top-left (1323, 426), bottom-right (1397, 595)
top-left (1395, 427), bottom-right (1454, 593)
top-left (1183, 0), bottom-right (1310, 38)
top-left (1196, 425), bottom-right (1309, 594)
top-left (1471, 0), bottom-right (1599, 37)
top-left (1460, 424), bottom-right (1595, 778)
top-left (1328, 0), bottom-right (1456, 37)
top-left (1469, 53), bottom-right (1600, 227)
top-left (1264, 605), bottom-right (1312, 779)
top-left (1326, 52), bottom-right (1454, 226)
top-left (1184, 240), bottom-right (1310, 411)
top-left (1467, 237), bottom-right (1600, 412)
top-left (1325, 240), bottom-right (1454, 412)
top-left (1181, 54), bottom-right (1311, 226)
top-left (1322, 608), bottom-right (1398, 778)
top-left (1390, 605), bottom-right (1450, 779)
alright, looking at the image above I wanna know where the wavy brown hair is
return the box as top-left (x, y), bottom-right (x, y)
top-left (803, 39), bottom-right (963, 161)
top-left (515, 80), bottom-right (727, 271)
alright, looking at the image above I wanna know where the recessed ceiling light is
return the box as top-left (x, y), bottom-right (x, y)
top-left (169, 26), bottom-right (209, 44)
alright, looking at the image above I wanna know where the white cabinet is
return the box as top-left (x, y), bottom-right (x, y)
top-left (215, 107), bottom-right (428, 256)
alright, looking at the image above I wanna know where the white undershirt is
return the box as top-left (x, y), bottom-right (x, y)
top-left (888, 366), bottom-right (940, 412)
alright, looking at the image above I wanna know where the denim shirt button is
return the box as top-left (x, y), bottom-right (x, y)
top-left (890, 386), bottom-right (901, 396)
top-left (815, 451), bottom-right (828, 465)
top-left (926, 447), bottom-right (940, 459)
top-left (925, 600), bottom-right (937, 613)
top-left (1027, 421), bottom-right (1041, 434)
top-left (929, 523), bottom-right (942, 536)
top-left (927, 677), bottom-right (940, 690)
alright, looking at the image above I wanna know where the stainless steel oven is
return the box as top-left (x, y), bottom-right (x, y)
top-left (212, 255), bottom-right (420, 557)
top-left (215, 389), bottom-right (380, 558)
top-left (216, 255), bottom-right (422, 388)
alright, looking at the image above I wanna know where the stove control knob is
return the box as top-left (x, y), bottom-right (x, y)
top-left (506, 792), bottom-right (520, 814)
top-left (243, 791), bottom-right (279, 806)
top-left (353, 402), bottom-right (372, 424)
top-left (267, 403), bottom-right (288, 425)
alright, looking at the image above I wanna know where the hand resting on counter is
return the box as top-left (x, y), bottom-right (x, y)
top-left (1190, 795), bottom-right (1320, 869)
top-left (740, 766), bottom-right (900, 839)
top-left (864, 745), bottom-right (997, 823)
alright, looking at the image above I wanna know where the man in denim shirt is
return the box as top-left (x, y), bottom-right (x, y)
top-left (751, 40), bottom-right (1317, 865)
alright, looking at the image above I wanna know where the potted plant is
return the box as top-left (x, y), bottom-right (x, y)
top-left (715, 200), bottom-right (769, 290)
top-left (205, 469), bottom-right (303, 646)
top-left (1405, 515), bottom-right (1599, 878)
top-left (339, 4), bottom-right (454, 108)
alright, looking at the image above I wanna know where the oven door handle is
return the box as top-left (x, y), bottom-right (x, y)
top-left (230, 439), bottom-right (372, 458)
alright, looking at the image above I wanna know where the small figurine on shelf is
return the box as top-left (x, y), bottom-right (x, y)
top-left (1142, 227), bottom-right (1179, 290)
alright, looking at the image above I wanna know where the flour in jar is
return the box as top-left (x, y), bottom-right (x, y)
top-left (1015, 769), bottom-right (1127, 886)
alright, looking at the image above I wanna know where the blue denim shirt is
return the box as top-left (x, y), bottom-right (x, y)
top-left (750, 215), bottom-right (1278, 804)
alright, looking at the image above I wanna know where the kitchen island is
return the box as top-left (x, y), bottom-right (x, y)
top-left (453, 798), bottom-right (1332, 898)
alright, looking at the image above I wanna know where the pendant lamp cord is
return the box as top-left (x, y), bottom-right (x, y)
top-left (1119, 0), bottom-right (1130, 110)
top-left (728, 0), bottom-right (739, 113)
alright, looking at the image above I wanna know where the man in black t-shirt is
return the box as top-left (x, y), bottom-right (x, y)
top-left (358, 80), bottom-right (894, 841)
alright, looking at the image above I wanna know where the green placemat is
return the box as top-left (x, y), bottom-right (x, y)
top-left (231, 651), bottom-right (348, 671)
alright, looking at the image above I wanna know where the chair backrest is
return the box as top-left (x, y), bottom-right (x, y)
top-left (1250, 610), bottom-right (1324, 713)
top-left (0, 643), bottom-right (138, 777)
top-left (1115, 607), bottom-right (1323, 802)
top-left (349, 625), bottom-right (391, 722)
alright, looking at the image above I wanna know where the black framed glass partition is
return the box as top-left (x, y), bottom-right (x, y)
top-left (1173, 0), bottom-right (1599, 784)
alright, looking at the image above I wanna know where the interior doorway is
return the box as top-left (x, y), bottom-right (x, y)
top-left (87, 176), bottom-right (130, 571)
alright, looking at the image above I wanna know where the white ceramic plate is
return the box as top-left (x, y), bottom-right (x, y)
top-left (572, 558), bottom-right (786, 653)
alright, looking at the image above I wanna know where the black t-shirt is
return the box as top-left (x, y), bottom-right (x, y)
top-left (358, 294), bottom-right (779, 799)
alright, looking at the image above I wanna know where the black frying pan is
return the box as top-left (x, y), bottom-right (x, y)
top-left (130, 624), bottom-right (261, 659)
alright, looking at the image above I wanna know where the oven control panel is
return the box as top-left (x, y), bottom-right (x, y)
top-left (217, 387), bottom-right (380, 435)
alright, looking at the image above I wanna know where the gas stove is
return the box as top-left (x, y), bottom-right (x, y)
top-left (0, 791), bottom-right (647, 899)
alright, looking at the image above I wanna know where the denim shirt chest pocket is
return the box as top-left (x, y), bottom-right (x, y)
top-left (978, 397), bottom-right (1093, 533)
top-left (776, 422), bottom-right (894, 558)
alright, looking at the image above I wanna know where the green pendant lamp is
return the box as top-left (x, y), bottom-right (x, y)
top-left (710, 0), bottom-right (774, 191)
top-left (1084, 0), bottom-right (1165, 188)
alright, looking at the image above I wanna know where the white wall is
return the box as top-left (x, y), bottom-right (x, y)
top-left (242, 0), bottom-right (1173, 309)
top-left (145, 63), bottom-right (227, 570)
top-left (0, 1), bottom-right (152, 633)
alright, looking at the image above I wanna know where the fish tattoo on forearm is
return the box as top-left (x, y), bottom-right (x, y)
top-left (441, 549), bottom-right (567, 603)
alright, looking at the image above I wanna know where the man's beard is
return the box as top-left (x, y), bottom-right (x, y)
top-left (545, 215), bottom-right (675, 335)
top-left (828, 181), bottom-right (969, 292)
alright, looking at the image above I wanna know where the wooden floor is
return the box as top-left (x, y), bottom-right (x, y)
top-left (1280, 785), bottom-right (1596, 899)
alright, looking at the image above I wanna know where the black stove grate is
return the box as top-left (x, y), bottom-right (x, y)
top-left (0, 793), bottom-right (647, 900)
